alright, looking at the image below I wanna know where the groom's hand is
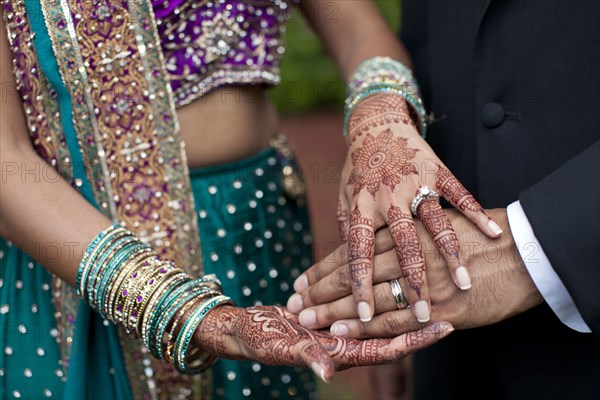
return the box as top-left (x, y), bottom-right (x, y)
top-left (288, 209), bottom-right (543, 336)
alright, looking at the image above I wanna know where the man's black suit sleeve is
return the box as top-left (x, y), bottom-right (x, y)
top-left (520, 140), bottom-right (600, 334)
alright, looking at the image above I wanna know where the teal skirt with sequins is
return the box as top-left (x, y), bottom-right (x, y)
top-left (0, 146), bottom-right (316, 400)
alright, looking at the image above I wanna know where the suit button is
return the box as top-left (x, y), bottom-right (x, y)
top-left (480, 102), bottom-right (505, 128)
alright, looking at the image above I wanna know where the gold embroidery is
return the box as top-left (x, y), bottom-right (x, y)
top-left (26, 0), bottom-right (206, 397)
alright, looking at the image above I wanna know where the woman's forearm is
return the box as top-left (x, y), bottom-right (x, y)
top-left (300, 0), bottom-right (413, 80)
top-left (0, 23), bottom-right (110, 286)
top-left (0, 147), bottom-right (111, 286)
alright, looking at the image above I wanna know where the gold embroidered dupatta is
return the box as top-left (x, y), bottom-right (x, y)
top-left (2, 0), bottom-right (209, 398)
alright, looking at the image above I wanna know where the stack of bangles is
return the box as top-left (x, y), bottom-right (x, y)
top-left (343, 56), bottom-right (429, 142)
top-left (76, 224), bottom-right (233, 374)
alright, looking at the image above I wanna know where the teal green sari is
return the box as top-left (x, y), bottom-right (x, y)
top-left (0, 0), bottom-right (315, 399)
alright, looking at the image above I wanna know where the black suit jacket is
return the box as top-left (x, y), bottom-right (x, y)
top-left (400, 1), bottom-right (600, 399)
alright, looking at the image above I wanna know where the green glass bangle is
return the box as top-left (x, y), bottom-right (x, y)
top-left (76, 224), bottom-right (117, 292)
top-left (77, 224), bottom-right (124, 297)
top-left (80, 227), bottom-right (129, 299)
top-left (173, 295), bottom-right (233, 374)
top-left (141, 271), bottom-right (188, 349)
top-left (150, 279), bottom-right (211, 357)
top-left (154, 286), bottom-right (220, 359)
top-left (148, 275), bottom-right (224, 356)
top-left (87, 234), bottom-right (137, 308)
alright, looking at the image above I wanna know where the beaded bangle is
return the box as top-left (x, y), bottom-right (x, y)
top-left (121, 258), bottom-right (170, 335)
top-left (173, 295), bottom-right (233, 374)
top-left (113, 251), bottom-right (155, 325)
top-left (127, 261), bottom-right (180, 336)
top-left (99, 245), bottom-right (151, 319)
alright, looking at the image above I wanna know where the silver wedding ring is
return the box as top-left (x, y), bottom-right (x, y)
top-left (410, 186), bottom-right (440, 217)
top-left (389, 279), bottom-right (409, 310)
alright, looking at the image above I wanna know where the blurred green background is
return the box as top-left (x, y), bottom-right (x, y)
top-left (273, 0), bottom-right (401, 114)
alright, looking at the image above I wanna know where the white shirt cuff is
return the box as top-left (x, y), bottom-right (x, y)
top-left (507, 201), bottom-right (591, 333)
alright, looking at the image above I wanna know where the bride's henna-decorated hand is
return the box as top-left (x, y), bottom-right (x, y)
top-left (288, 209), bottom-right (542, 337)
top-left (195, 305), bottom-right (453, 382)
top-left (333, 93), bottom-right (503, 323)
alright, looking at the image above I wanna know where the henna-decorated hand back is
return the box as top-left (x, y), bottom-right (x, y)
top-left (195, 305), bottom-right (454, 382)
top-left (334, 93), bottom-right (503, 323)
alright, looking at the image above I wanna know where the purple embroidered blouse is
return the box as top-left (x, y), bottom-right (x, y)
top-left (152, 0), bottom-right (296, 107)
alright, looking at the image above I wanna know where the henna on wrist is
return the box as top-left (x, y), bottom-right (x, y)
top-left (347, 93), bottom-right (416, 145)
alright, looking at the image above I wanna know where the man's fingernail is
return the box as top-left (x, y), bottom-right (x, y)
top-left (414, 300), bottom-right (430, 323)
top-left (358, 302), bottom-right (372, 322)
top-left (293, 275), bottom-right (309, 292)
top-left (455, 266), bottom-right (472, 290)
top-left (287, 293), bottom-right (304, 313)
top-left (330, 323), bottom-right (349, 337)
top-left (487, 220), bottom-right (503, 236)
top-left (311, 362), bottom-right (329, 383)
top-left (299, 309), bottom-right (317, 328)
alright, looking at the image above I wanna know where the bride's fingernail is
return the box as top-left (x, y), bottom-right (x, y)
top-left (330, 323), bottom-right (349, 337)
top-left (357, 302), bottom-right (372, 322)
top-left (293, 275), bottom-right (309, 292)
top-left (487, 220), bottom-right (503, 236)
top-left (455, 266), bottom-right (472, 290)
top-left (287, 293), bottom-right (304, 313)
top-left (414, 300), bottom-right (431, 323)
top-left (299, 309), bottom-right (317, 328)
top-left (311, 362), bottom-right (329, 383)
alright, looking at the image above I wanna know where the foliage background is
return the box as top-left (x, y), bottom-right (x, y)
top-left (273, 0), bottom-right (401, 114)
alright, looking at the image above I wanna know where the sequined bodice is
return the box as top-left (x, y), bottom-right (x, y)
top-left (152, 0), bottom-right (294, 107)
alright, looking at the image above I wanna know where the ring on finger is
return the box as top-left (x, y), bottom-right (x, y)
top-left (411, 186), bottom-right (440, 217)
top-left (389, 279), bottom-right (409, 310)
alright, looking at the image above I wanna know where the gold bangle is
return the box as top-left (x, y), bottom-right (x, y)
top-left (129, 263), bottom-right (184, 336)
top-left (104, 247), bottom-right (154, 321)
top-left (113, 251), bottom-right (156, 325)
top-left (140, 271), bottom-right (188, 347)
top-left (121, 257), bottom-right (163, 334)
